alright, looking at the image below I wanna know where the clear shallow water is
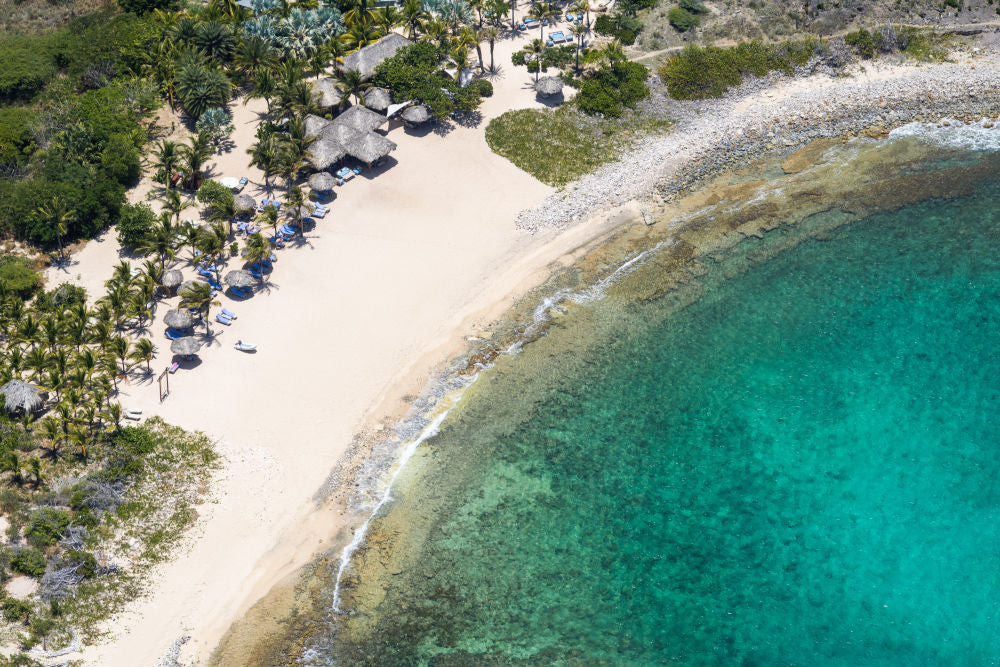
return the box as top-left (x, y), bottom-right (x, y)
top-left (329, 147), bottom-right (1000, 665)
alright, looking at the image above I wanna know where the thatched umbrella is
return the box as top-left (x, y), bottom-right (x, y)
top-left (161, 270), bottom-right (183, 289)
top-left (535, 76), bottom-right (563, 97)
top-left (170, 337), bottom-right (201, 357)
top-left (364, 87), bottom-right (392, 112)
top-left (224, 269), bottom-right (254, 288)
top-left (308, 172), bottom-right (337, 192)
top-left (344, 132), bottom-right (397, 166)
top-left (310, 79), bottom-right (344, 109)
top-left (234, 193), bottom-right (256, 213)
top-left (401, 104), bottom-right (431, 124)
top-left (163, 308), bottom-right (195, 329)
top-left (321, 122), bottom-right (361, 146)
top-left (0, 380), bottom-right (42, 414)
top-left (307, 139), bottom-right (348, 171)
top-left (304, 113), bottom-right (332, 138)
top-left (339, 33), bottom-right (411, 80)
top-left (336, 105), bottom-right (386, 133)
top-left (286, 205), bottom-right (314, 220)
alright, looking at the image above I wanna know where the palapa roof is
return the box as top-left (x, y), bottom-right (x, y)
top-left (224, 270), bottom-right (254, 288)
top-left (170, 336), bottom-right (201, 356)
top-left (161, 269), bottom-right (183, 288)
top-left (311, 78), bottom-right (344, 108)
top-left (535, 76), bottom-right (564, 96)
top-left (304, 114), bottom-right (332, 138)
top-left (336, 105), bottom-right (386, 134)
top-left (0, 380), bottom-right (42, 414)
top-left (364, 87), bottom-right (392, 112)
top-left (234, 193), bottom-right (256, 212)
top-left (401, 104), bottom-right (431, 124)
top-left (308, 138), bottom-right (348, 171)
top-left (163, 308), bottom-right (195, 329)
top-left (339, 33), bottom-right (412, 80)
top-left (344, 132), bottom-right (397, 164)
top-left (321, 121), bottom-right (361, 146)
top-left (308, 171), bottom-right (337, 191)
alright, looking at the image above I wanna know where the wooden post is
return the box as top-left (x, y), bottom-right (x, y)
top-left (158, 368), bottom-right (170, 402)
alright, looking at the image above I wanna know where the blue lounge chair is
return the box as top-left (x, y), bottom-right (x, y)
top-left (248, 267), bottom-right (263, 279)
top-left (216, 313), bottom-right (233, 325)
top-left (197, 268), bottom-right (214, 278)
top-left (165, 327), bottom-right (185, 340)
top-left (208, 278), bottom-right (222, 290)
top-left (230, 285), bottom-right (250, 298)
top-left (221, 307), bottom-right (237, 319)
top-left (238, 177), bottom-right (248, 189)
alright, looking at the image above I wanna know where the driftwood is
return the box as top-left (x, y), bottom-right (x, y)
top-left (59, 526), bottom-right (89, 551)
top-left (39, 563), bottom-right (85, 600)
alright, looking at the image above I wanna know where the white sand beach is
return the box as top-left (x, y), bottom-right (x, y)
top-left (39, 26), bottom-right (619, 666)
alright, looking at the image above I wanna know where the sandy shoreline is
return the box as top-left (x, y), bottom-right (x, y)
top-left (38, 30), bottom-right (1000, 665)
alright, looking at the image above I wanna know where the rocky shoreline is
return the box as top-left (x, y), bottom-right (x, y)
top-left (516, 52), bottom-right (1000, 233)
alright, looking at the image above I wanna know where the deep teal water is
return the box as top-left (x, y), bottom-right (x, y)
top-left (331, 153), bottom-right (1000, 665)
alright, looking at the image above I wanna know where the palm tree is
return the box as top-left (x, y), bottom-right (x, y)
top-left (284, 186), bottom-right (306, 236)
top-left (572, 22), bottom-right (587, 71)
top-left (176, 63), bottom-right (232, 120)
top-left (193, 22), bottom-right (236, 62)
top-left (528, 38), bottom-right (545, 82)
top-left (138, 216), bottom-right (178, 268)
top-left (181, 132), bottom-right (213, 188)
top-left (468, 0), bottom-right (484, 25)
top-left (482, 26), bottom-right (499, 72)
top-left (602, 39), bottom-right (626, 65)
top-left (572, 0), bottom-right (590, 28)
top-left (374, 6), bottom-right (402, 35)
top-left (338, 68), bottom-right (370, 106)
top-left (35, 197), bottom-right (77, 262)
top-left (4, 452), bottom-right (23, 486)
top-left (129, 338), bottom-right (156, 373)
top-left (242, 232), bottom-right (275, 268)
top-left (245, 69), bottom-right (277, 114)
top-left (341, 18), bottom-right (382, 51)
top-left (448, 46), bottom-right (473, 82)
top-left (235, 36), bottom-right (278, 79)
top-left (538, 1), bottom-right (559, 39)
top-left (152, 140), bottom-right (180, 189)
top-left (401, 0), bottom-right (429, 39)
top-left (27, 458), bottom-right (42, 489)
top-left (108, 336), bottom-right (131, 374)
top-left (344, 0), bottom-right (377, 25)
top-left (38, 418), bottom-right (63, 460)
top-left (179, 281), bottom-right (219, 334)
top-left (257, 203), bottom-right (280, 238)
top-left (162, 189), bottom-right (195, 224)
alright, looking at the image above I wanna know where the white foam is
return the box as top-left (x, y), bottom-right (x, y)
top-left (889, 118), bottom-right (1000, 152)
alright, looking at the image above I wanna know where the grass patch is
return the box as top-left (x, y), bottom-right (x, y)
top-left (485, 107), bottom-right (671, 187)
top-left (899, 27), bottom-right (952, 62)
top-left (658, 39), bottom-right (817, 100)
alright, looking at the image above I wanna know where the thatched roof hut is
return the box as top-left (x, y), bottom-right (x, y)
top-left (308, 138), bottom-right (348, 171)
top-left (170, 337), bottom-right (201, 357)
top-left (224, 270), bottom-right (254, 288)
top-left (164, 308), bottom-right (195, 329)
top-left (321, 121), bottom-right (362, 146)
top-left (336, 105), bottom-right (386, 134)
top-left (364, 87), bottom-right (392, 112)
top-left (344, 132), bottom-right (397, 165)
top-left (401, 104), bottom-right (431, 124)
top-left (304, 114), bottom-right (332, 138)
top-left (535, 76), bottom-right (564, 97)
top-left (161, 270), bottom-right (183, 288)
top-left (339, 33), bottom-right (412, 80)
top-left (0, 380), bottom-right (42, 414)
top-left (310, 78), bottom-right (344, 108)
top-left (309, 172), bottom-right (337, 191)
top-left (234, 193), bottom-right (256, 212)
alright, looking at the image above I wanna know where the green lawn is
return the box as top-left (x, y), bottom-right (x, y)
top-left (485, 106), bottom-right (672, 187)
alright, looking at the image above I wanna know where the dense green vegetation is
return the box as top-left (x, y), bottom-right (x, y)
top-left (658, 39), bottom-right (817, 100)
top-left (486, 106), bottom-right (670, 186)
top-left (372, 42), bottom-right (486, 118)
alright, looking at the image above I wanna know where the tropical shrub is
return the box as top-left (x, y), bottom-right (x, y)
top-left (176, 64), bottom-right (231, 119)
top-left (117, 0), bottom-right (179, 14)
top-left (116, 203), bottom-right (156, 249)
top-left (594, 14), bottom-right (640, 44)
top-left (0, 258), bottom-right (41, 301)
top-left (372, 42), bottom-right (484, 118)
top-left (576, 61), bottom-right (649, 118)
top-left (196, 107), bottom-right (234, 145)
top-left (197, 179), bottom-right (234, 210)
top-left (25, 509), bottom-right (71, 549)
top-left (679, 0), bottom-right (707, 13)
top-left (10, 548), bottom-right (46, 578)
top-left (0, 108), bottom-right (35, 172)
top-left (668, 7), bottom-right (700, 31)
top-left (473, 79), bottom-right (494, 97)
top-left (33, 283), bottom-right (87, 313)
top-left (658, 40), bottom-right (817, 100)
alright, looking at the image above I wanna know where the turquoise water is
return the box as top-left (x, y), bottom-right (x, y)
top-left (329, 147), bottom-right (1000, 664)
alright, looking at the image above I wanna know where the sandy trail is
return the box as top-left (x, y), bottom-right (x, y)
top-left (41, 25), bottom-right (618, 667)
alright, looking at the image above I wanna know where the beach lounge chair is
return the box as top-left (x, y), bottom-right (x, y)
top-left (221, 307), bottom-right (237, 320)
top-left (230, 285), bottom-right (251, 298)
top-left (237, 177), bottom-right (248, 191)
top-left (269, 253), bottom-right (278, 262)
top-left (248, 268), bottom-right (264, 279)
top-left (168, 362), bottom-right (179, 374)
top-left (216, 313), bottom-right (233, 325)
top-left (125, 408), bottom-right (142, 421)
top-left (197, 267), bottom-right (214, 278)
top-left (234, 340), bottom-right (257, 352)
top-left (208, 278), bottom-right (222, 291)
top-left (165, 327), bottom-right (185, 340)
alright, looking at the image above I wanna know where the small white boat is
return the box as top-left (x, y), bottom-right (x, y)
top-left (234, 340), bottom-right (257, 352)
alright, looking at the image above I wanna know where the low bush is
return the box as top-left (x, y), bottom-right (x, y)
top-left (373, 42), bottom-right (484, 118)
top-left (594, 14), bottom-right (640, 44)
top-left (25, 509), bottom-right (71, 548)
top-left (576, 60), bottom-right (649, 118)
top-left (659, 40), bottom-right (817, 100)
top-left (0, 258), bottom-right (41, 301)
top-left (668, 7), bottom-right (700, 31)
top-left (1, 598), bottom-right (31, 623)
top-left (472, 79), bottom-right (493, 97)
top-left (10, 548), bottom-right (46, 578)
top-left (34, 283), bottom-right (87, 313)
top-left (64, 550), bottom-right (97, 578)
top-left (116, 202), bottom-right (156, 249)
